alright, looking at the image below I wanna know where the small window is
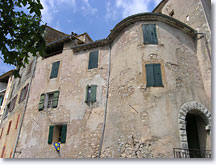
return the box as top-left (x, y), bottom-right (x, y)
top-left (142, 24), bottom-right (158, 45)
top-left (0, 95), bottom-right (4, 106)
top-left (19, 84), bottom-right (29, 103)
top-left (7, 121), bottom-right (12, 135)
top-left (0, 128), bottom-right (4, 139)
top-left (50, 61), bottom-right (60, 79)
top-left (145, 63), bottom-right (163, 87)
top-left (48, 124), bottom-right (67, 144)
top-left (38, 91), bottom-right (60, 111)
top-left (88, 50), bottom-right (98, 69)
top-left (85, 85), bottom-right (97, 104)
top-left (169, 9), bottom-right (174, 17)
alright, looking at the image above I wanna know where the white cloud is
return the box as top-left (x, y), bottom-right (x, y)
top-left (105, 1), bottom-right (119, 22)
top-left (116, 0), bottom-right (151, 18)
top-left (41, 0), bottom-right (76, 24)
top-left (81, 0), bottom-right (97, 15)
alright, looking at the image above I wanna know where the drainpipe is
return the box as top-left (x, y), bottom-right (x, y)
top-left (12, 56), bottom-right (38, 158)
top-left (98, 43), bottom-right (112, 158)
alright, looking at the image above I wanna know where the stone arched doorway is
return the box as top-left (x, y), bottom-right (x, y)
top-left (177, 101), bottom-right (211, 158)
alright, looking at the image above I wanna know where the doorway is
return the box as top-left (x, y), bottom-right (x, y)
top-left (186, 112), bottom-right (207, 158)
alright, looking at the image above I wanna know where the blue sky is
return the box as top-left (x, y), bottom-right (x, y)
top-left (0, 0), bottom-right (162, 75)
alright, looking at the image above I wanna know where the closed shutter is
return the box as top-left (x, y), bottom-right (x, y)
top-left (153, 64), bottom-right (163, 87)
top-left (142, 24), bottom-right (158, 44)
top-left (61, 124), bottom-right (67, 143)
top-left (0, 95), bottom-right (3, 106)
top-left (88, 50), bottom-right (98, 69)
top-left (10, 95), bottom-right (17, 112)
top-left (38, 94), bottom-right (45, 111)
top-left (85, 85), bottom-right (89, 103)
top-left (146, 64), bottom-right (155, 87)
top-left (50, 61), bottom-right (60, 79)
top-left (0, 128), bottom-right (4, 139)
top-left (48, 126), bottom-right (54, 144)
top-left (23, 83), bottom-right (29, 100)
top-left (90, 85), bottom-right (97, 103)
top-left (52, 91), bottom-right (59, 108)
top-left (7, 120), bottom-right (12, 135)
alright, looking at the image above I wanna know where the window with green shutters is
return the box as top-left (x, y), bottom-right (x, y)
top-left (50, 61), bottom-right (60, 79)
top-left (145, 63), bottom-right (163, 87)
top-left (85, 85), bottom-right (97, 104)
top-left (142, 24), bottom-right (158, 45)
top-left (88, 50), bottom-right (98, 69)
top-left (48, 125), bottom-right (67, 144)
top-left (0, 95), bottom-right (4, 106)
top-left (38, 91), bottom-right (59, 111)
top-left (48, 125), bottom-right (54, 144)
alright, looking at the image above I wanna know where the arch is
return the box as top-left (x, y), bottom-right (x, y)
top-left (178, 101), bottom-right (211, 149)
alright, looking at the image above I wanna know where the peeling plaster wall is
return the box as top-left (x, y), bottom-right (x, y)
top-left (160, 0), bottom-right (211, 100)
top-left (101, 21), bottom-right (210, 158)
top-left (15, 42), bottom-right (109, 158)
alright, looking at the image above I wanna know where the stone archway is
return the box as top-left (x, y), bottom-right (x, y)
top-left (178, 101), bottom-right (211, 149)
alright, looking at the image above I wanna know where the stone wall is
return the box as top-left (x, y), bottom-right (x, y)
top-left (15, 41), bottom-right (109, 158)
top-left (101, 20), bottom-right (210, 158)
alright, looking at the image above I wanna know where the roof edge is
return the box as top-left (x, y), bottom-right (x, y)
top-left (72, 13), bottom-right (197, 52)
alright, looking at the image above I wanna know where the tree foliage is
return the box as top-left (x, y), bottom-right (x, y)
top-left (0, 0), bottom-right (46, 77)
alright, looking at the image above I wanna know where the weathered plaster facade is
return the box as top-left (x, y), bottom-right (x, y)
top-left (0, 0), bottom-right (211, 159)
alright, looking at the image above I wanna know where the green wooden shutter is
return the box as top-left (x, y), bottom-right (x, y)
top-left (61, 124), bottom-right (67, 143)
top-left (153, 64), bottom-right (163, 87)
top-left (90, 85), bottom-right (97, 103)
top-left (48, 126), bottom-right (54, 144)
top-left (142, 24), bottom-right (158, 44)
top-left (52, 91), bottom-right (59, 108)
top-left (146, 64), bottom-right (155, 87)
top-left (85, 85), bottom-right (89, 103)
top-left (88, 50), bottom-right (98, 69)
top-left (50, 61), bottom-right (60, 79)
top-left (0, 95), bottom-right (3, 106)
top-left (38, 94), bottom-right (45, 111)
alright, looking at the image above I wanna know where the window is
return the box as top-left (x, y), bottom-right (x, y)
top-left (145, 63), bottom-right (163, 87)
top-left (26, 62), bottom-right (33, 75)
top-left (5, 95), bottom-right (17, 116)
top-left (1, 146), bottom-right (5, 158)
top-left (15, 114), bottom-right (20, 129)
top-left (50, 61), bottom-right (60, 79)
top-left (88, 50), bottom-right (98, 69)
top-left (0, 95), bottom-right (4, 106)
top-left (0, 128), bottom-right (4, 139)
top-left (38, 91), bottom-right (60, 111)
top-left (169, 9), bottom-right (174, 17)
top-left (19, 83), bottom-right (29, 103)
top-left (85, 85), bottom-right (97, 104)
top-left (7, 121), bottom-right (12, 135)
top-left (142, 24), bottom-right (158, 45)
top-left (48, 124), bottom-right (67, 144)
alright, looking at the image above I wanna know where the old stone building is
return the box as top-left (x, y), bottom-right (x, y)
top-left (0, 0), bottom-right (211, 158)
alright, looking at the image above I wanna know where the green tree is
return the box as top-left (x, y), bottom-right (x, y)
top-left (0, 0), bottom-right (46, 77)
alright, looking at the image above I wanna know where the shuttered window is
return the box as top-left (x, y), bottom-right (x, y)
top-left (146, 63), bottom-right (163, 87)
top-left (48, 125), bottom-right (67, 144)
top-left (85, 85), bottom-right (97, 104)
top-left (15, 114), bottom-right (20, 129)
top-left (48, 125), bottom-right (54, 144)
top-left (19, 83), bottom-right (29, 103)
top-left (9, 95), bottom-right (17, 112)
top-left (0, 95), bottom-right (3, 106)
top-left (1, 146), bottom-right (5, 158)
top-left (88, 50), bottom-right (98, 69)
top-left (52, 91), bottom-right (59, 108)
top-left (0, 128), bottom-right (4, 139)
top-left (38, 94), bottom-right (45, 111)
top-left (142, 24), bottom-right (158, 45)
top-left (60, 124), bottom-right (67, 143)
top-left (50, 61), bottom-right (60, 79)
top-left (7, 121), bottom-right (12, 135)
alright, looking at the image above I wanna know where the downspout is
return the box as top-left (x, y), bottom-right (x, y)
top-left (12, 56), bottom-right (38, 158)
top-left (98, 43), bottom-right (112, 158)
